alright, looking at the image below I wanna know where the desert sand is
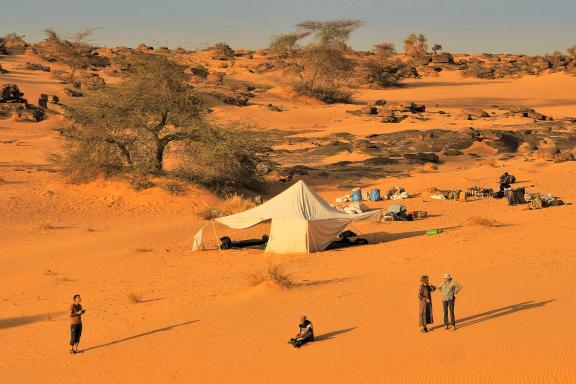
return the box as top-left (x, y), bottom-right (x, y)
top-left (1, 50), bottom-right (576, 384)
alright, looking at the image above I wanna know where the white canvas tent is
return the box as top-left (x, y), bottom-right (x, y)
top-left (215, 180), bottom-right (381, 254)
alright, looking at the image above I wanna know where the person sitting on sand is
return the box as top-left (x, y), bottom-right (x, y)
top-left (437, 274), bottom-right (462, 330)
top-left (289, 315), bottom-right (314, 348)
top-left (69, 294), bottom-right (86, 354)
top-left (418, 275), bottom-right (436, 333)
top-left (499, 172), bottom-right (512, 192)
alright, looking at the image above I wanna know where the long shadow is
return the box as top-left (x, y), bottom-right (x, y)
top-left (430, 300), bottom-right (554, 331)
top-left (82, 320), bottom-right (199, 352)
top-left (0, 314), bottom-right (47, 330)
top-left (363, 226), bottom-right (460, 243)
top-left (314, 327), bottom-right (357, 342)
top-left (296, 276), bottom-right (355, 288)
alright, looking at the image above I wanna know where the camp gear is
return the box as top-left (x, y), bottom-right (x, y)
top-left (493, 191), bottom-right (505, 199)
top-left (529, 194), bottom-right (543, 210)
top-left (546, 199), bottom-right (564, 207)
top-left (351, 188), bottom-right (362, 202)
top-left (508, 188), bottom-right (526, 206)
top-left (339, 230), bottom-right (357, 239)
top-left (386, 204), bottom-right (407, 215)
top-left (370, 188), bottom-right (381, 201)
top-left (414, 211), bottom-right (428, 219)
top-left (458, 191), bottom-right (467, 201)
top-left (426, 229), bottom-right (442, 236)
top-left (219, 235), bottom-right (269, 249)
top-left (216, 180), bottom-right (381, 254)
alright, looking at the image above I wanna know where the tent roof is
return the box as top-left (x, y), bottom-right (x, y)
top-left (216, 180), bottom-right (380, 229)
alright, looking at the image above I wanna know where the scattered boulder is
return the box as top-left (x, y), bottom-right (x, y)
top-left (64, 88), bottom-right (83, 97)
top-left (373, 99), bottom-right (387, 106)
top-left (360, 105), bottom-right (378, 115)
top-left (442, 149), bottom-right (464, 156)
top-left (38, 94), bottom-right (49, 108)
top-left (458, 107), bottom-right (489, 120)
top-left (408, 102), bottom-right (425, 113)
top-left (188, 66), bottom-right (209, 78)
top-left (0, 64), bottom-right (7, 74)
top-left (0, 84), bottom-right (26, 103)
top-left (403, 152), bottom-right (440, 163)
top-left (24, 62), bottom-right (50, 72)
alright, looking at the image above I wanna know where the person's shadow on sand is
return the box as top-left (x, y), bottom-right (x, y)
top-left (430, 300), bottom-right (554, 331)
top-left (314, 327), bottom-right (357, 342)
top-left (81, 320), bottom-right (199, 352)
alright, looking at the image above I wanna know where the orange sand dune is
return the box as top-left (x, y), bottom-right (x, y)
top-left (1, 53), bottom-right (576, 383)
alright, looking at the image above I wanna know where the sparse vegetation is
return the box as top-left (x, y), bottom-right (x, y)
top-left (220, 194), bottom-right (257, 215)
top-left (212, 42), bottom-right (235, 61)
top-left (62, 54), bottom-right (269, 194)
top-left (404, 33), bottom-right (428, 57)
top-left (37, 29), bottom-right (96, 81)
top-left (567, 44), bottom-right (576, 57)
top-left (270, 19), bottom-right (363, 103)
top-left (248, 265), bottom-right (293, 289)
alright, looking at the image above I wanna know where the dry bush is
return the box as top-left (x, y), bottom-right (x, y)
top-left (212, 42), bottom-right (235, 60)
top-left (130, 176), bottom-right (155, 191)
top-left (404, 33), bottom-right (428, 57)
top-left (128, 292), bottom-right (144, 303)
top-left (248, 265), bottom-right (293, 289)
top-left (196, 207), bottom-right (222, 220)
top-left (220, 194), bottom-right (257, 215)
top-left (293, 81), bottom-right (352, 104)
top-left (161, 182), bottom-right (187, 195)
top-left (465, 216), bottom-right (499, 227)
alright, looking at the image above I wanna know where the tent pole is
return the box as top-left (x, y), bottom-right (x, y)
top-left (211, 220), bottom-right (221, 252)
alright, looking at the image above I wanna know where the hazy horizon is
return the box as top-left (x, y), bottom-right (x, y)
top-left (1, 0), bottom-right (575, 55)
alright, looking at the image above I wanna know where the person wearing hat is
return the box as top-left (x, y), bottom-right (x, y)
top-left (437, 273), bottom-right (462, 330)
top-left (418, 275), bottom-right (436, 333)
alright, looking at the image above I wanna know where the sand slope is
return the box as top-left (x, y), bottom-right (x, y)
top-left (1, 53), bottom-right (576, 383)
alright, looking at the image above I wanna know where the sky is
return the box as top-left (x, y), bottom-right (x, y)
top-left (1, 0), bottom-right (575, 55)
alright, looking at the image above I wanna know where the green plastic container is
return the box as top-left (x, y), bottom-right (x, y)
top-left (426, 229), bottom-right (442, 236)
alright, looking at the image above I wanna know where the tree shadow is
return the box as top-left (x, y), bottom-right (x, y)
top-left (314, 327), bottom-right (357, 342)
top-left (81, 320), bottom-right (199, 352)
top-left (430, 300), bottom-right (555, 331)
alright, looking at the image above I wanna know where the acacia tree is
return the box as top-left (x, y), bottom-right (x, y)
top-left (431, 44), bottom-right (442, 55)
top-left (269, 19), bottom-right (363, 102)
top-left (39, 29), bottom-right (95, 81)
top-left (63, 54), bottom-right (269, 191)
top-left (373, 42), bottom-right (396, 58)
top-left (404, 33), bottom-right (428, 57)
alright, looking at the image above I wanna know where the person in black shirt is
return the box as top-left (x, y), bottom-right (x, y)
top-left (289, 315), bottom-right (314, 348)
top-left (69, 294), bottom-right (86, 354)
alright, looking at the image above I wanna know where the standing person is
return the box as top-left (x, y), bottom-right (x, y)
top-left (418, 275), bottom-right (436, 333)
top-left (289, 315), bottom-right (314, 348)
top-left (69, 294), bottom-right (86, 354)
top-left (437, 274), bottom-right (462, 330)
